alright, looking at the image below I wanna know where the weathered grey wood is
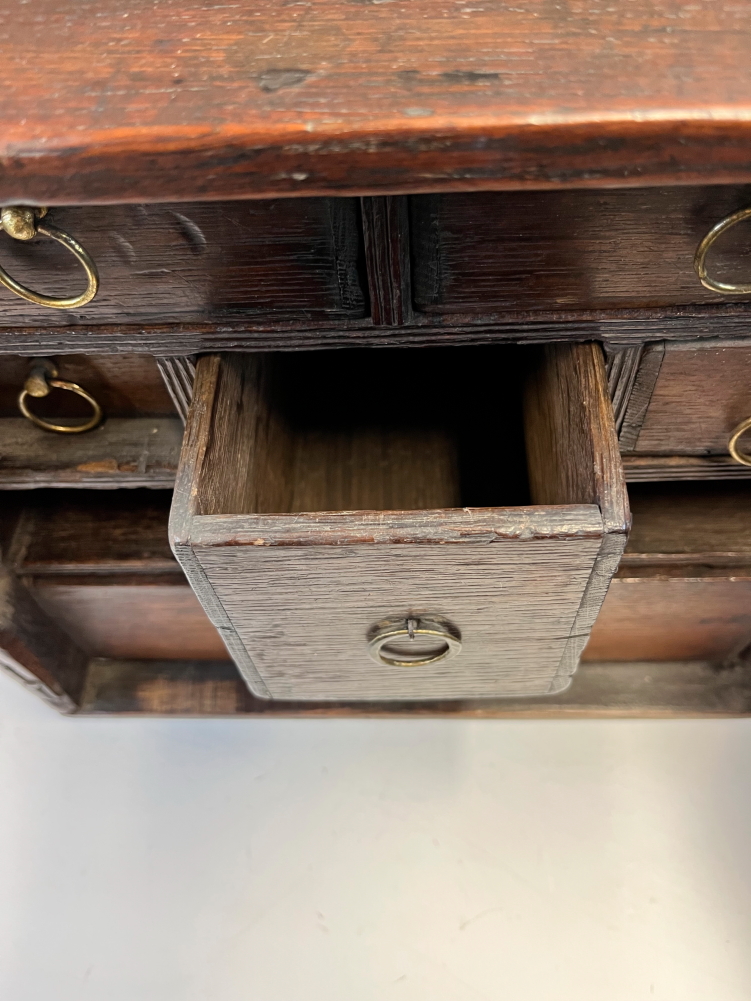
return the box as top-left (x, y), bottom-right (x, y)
top-left (0, 417), bottom-right (182, 489)
top-left (172, 346), bottom-right (626, 702)
top-left (75, 658), bottom-right (751, 720)
top-left (156, 357), bottom-right (195, 425)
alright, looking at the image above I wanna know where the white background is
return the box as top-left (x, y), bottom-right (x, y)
top-left (0, 667), bottom-right (750, 1001)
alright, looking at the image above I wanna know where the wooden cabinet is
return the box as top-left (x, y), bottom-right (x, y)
top-left (2, 0), bottom-right (751, 716)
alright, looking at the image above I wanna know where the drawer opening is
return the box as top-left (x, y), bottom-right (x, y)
top-left (195, 346), bottom-right (532, 516)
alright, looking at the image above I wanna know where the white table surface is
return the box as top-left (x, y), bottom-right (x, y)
top-left (1, 666), bottom-right (750, 1001)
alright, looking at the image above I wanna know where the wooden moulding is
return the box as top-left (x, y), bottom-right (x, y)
top-left (170, 344), bottom-right (628, 702)
top-left (2, 1), bottom-right (751, 202)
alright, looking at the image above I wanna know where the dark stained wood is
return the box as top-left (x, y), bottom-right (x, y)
top-left (633, 340), bottom-right (751, 455)
top-left (605, 345), bottom-right (644, 437)
top-left (616, 342), bottom-right (665, 453)
top-left (410, 187), bottom-right (751, 315)
top-left (361, 197), bottom-right (412, 326)
top-left (3, 2), bottom-right (751, 202)
top-left (77, 657), bottom-right (751, 719)
top-left (0, 418), bottom-right (182, 490)
top-left (0, 565), bottom-right (88, 713)
top-left (4, 309), bottom-right (751, 358)
top-left (0, 200), bottom-right (365, 327)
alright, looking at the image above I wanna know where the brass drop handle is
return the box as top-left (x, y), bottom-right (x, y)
top-left (0, 206), bottom-right (99, 308)
top-left (694, 206), bottom-right (751, 295)
top-left (367, 616), bottom-right (462, 668)
top-left (18, 358), bottom-right (103, 434)
top-left (728, 416), bottom-right (751, 467)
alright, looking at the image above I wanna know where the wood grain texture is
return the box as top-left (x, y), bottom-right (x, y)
top-left (77, 658), bottom-right (751, 719)
top-left (605, 345), bottom-right (644, 437)
top-left (411, 186), bottom-right (751, 314)
top-left (156, 356), bottom-right (195, 425)
top-left (0, 200), bottom-right (365, 327)
top-left (623, 455), bottom-right (751, 482)
top-left (524, 343), bottom-right (630, 533)
top-left (616, 342), bottom-right (665, 453)
top-left (3, 2), bottom-right (751, 202)
top-left (585, 578), bottom-right (751, 663)
top-left (4, 310), bottom-right (751, 358)
top-left (361, 197), bottom-right (412, 326)
top-left (634, 340), bottom-right (751, 455)
top-left (173, 345), bottom-right (627, 701)
top-left (0, 418), bottom-right (182, 490)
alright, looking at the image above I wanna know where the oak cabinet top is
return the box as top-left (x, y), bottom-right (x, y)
top-left (3, 0), bottom-right (751, 204)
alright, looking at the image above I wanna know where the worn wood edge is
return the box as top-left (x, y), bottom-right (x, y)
top-left (188, 505), bottom-right (604, 547)
top-left (73, 657), bottom-right (751, 718)
top-left (583, 344), bottom-right (631, 534)
top-left (169, 355), bottom-right (271, 699)
top-left (548, 531), bottom-right (628, 694)
top-left (8, 118), bottom-right (751, 205)
top-left (617, 342), bottom-right (665, 453)
top-left (156, 356), bottom-right (195, 426)
top-left (0, 416), bottom-right (182, 489)
top-left (623, 455), bottom-right (751, 481)
top-left (3, 313), bottom-right (751, 356)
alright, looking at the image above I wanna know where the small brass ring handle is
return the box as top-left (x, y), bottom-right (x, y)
top-left (728, 416), bottom-right (751, 467)
top-left (694, 206), bottom-right (751, 295)
top-left (0, 206), bottom-right (99, 309)
top-left (18, 360), bottom-right (103, 434)
top-left (367, 617), bottom-right (462, 668)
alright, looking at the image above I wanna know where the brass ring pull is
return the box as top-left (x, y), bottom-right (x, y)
top-left (0, 206), bottom-right (99, 309)
top-left (367, 616), bottom-right (462, 668)
top-left (18, 359), bottom-right (103, 434)
top-left (728, 416), bottom-right (751, 467)
top-left (694, 206), bottom-right (751, 295)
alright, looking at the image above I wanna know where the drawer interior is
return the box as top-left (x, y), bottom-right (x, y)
top-left (196, 347), bottom-right (530, 516)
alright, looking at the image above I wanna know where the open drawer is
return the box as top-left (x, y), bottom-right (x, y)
top-left (170, 344), bottom-right (629, 701)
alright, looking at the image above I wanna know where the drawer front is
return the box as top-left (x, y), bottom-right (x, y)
top-left (625, 341), bottom-right (751, 456)
top-left (0, 199), bottom-right (364, 326)
top-left (193, 521), bottom-right (604, 702)
top-left (411, 185), bottom-right (751, 315)
top-left (171, 344), bottom-right (628, 702)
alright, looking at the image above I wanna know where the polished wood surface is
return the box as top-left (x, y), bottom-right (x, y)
top-left (3, 1), bottom-right (751, 202)
top-left (0, 201), bottom-right (364, 327)
top-left (411, 187), bottom-right (751, 314)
